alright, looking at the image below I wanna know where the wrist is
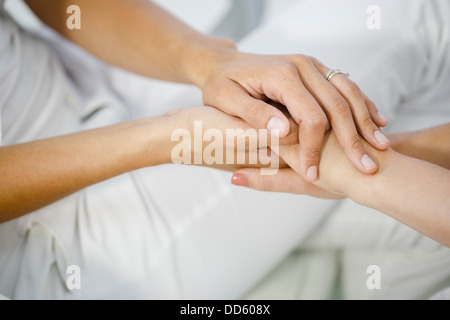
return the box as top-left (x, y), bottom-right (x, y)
top-left (131, 115), bottom-right (179, 168)
top-left (347, 148), bottom-right (397, 207)
top-left (317, 131), bottom-right (397, 202)
top-left (181, 37), bottom-right (240, 88)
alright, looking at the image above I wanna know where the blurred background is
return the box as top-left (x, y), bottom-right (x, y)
top-left (5, 0), bottom-right (300, 41)
top-left (3, 0), bottom-right (450, 300)
top-left (4, 0), bottom-right (303, 120)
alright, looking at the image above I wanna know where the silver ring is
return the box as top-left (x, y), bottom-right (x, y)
top-left (325, 69), bottom-right (349, 81)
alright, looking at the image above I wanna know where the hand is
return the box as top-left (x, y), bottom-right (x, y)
top-left (200, 51), bottom-right (390, 182)
top-left (230, 131), bottom-right (347, 199)
top-left (231, 167), bottom-right (344, 200)
top-left (273, 131), bottom-right (356, 196)
top-left (232, 129), bottom-right (389, 199)
top-left (162, 106), bottom-right (297, 172)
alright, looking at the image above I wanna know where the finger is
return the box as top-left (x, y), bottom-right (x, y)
top-left (231, 168), bottom-right (342, 198)
top-left (272, 144), bottom-right (311, 181)
top-left (274, 144), bottom-right (302, 173)
top-left (298, 61), bottom-right (378, 174)
top-left (214, 81), bottom-right (291, 137)
top-left (278, 117), bottom-right (300, 145)
top-left (328, 76), bottom-right (390, 151)
top-left (209, 148), bottom-right (286, 171)
top-left (264, 69), bottom-right (330, 181)
top-left (232, 168), bottom-right (296, 192)
top-left (361, 92), bottom-right (388, 127)
top-left (312, 59), bottom-right (388, 128)
top-left (299, 118), bottom-right (328, 181)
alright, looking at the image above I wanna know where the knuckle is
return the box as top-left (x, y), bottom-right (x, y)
top-left (331, 96), bottom-right (351, 115)
top-left (276, 61), bottom-right (298, 75)
top-left (299, 55), bottom-right (316, 69)
top-left (307, 55), bottom-right (318, 64)
top-left (348, 135), bottom-right (363, 152)
top-left (296, 53), bottom-right (309, 60)
top-left (307, 115), bottom-right (328, 130)
top-left (302, 148), bottom-right (321, 162)
top-left (361, 115), bottom-right (375, 128)
top-left (244, 102), bottom-right (262, 123)
top-left (345, 79), bottom-right (361, 97)
top-left (288, 54), bottom-right (308, 64)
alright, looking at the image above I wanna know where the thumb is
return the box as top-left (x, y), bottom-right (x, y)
top-left (219, 83), bottom-right (291, 137)
top-left (231, 168), bottom-right (299, 193)
top-left (231, 168), bottom-right (345, 198)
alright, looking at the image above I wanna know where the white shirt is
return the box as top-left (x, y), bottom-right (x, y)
top-left (1, 0), bottom-right (450, 301)
top-left (0, 0), bottom-right (82, 147)
top-left (0, 1), bottom-right (128, 299)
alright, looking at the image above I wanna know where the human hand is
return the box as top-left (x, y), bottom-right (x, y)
top-left (231, 166), bottom-right (344, 200)
top-left (200, 51), bottom-right (390, 182)
top-left (232, 129), bottom-right (390, 199)
top-left (272, 131), bottom-right (356, 196)
top-left (162, 106), bottom-right (297, 172)
top-left (230, 131), bottom-right (346, 199)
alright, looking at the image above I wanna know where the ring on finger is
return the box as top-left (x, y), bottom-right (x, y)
top-left (325, 69), bottom-right (350, 81)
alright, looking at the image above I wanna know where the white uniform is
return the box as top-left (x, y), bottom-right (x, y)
top-left (0, 0), bottom-right (449, 300)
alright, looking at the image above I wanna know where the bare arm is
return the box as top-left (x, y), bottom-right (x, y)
top-left (24, 0), bottom-right (390, 181)
top-left (389, 123), bottom-right (450, 170)
top-left (24, 0), bottom-right (235, 86)
top-left (0, 117), bottom-right (169, 222)
top-left (315, 132), bottom-right (450, 247)
top-left (234, 126), bottom-right (450, 247)
top-left (0, 106), bottom-right (287, 223)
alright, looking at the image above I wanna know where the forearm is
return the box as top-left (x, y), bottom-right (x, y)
top-left (25, 0), bottom-right (237, 86)
top-left (0, 105), bottom-right (283, 222)
top-left (0, 116), bottom-right (170, 222)
top-left (389, 123), bottom-right (450, 169)
top-left (321, 140), bottom-right (450, 247)
top-left (352, 151), bottom-right (450, 246)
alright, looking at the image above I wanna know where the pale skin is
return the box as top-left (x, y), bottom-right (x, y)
top-left (0, 0), bottom-right (391, 220)
top-left (1, 0), bottom-right (447, 246)
top-left (233, 123), bottom-right (450, 247)
top-left (0, 106), bottom-right (293, 222)
top-left (24, 0), bottom-right (390, 182)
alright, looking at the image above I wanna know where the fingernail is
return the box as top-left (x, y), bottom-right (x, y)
top-left (361, 154), bottom-right (377, 170)
top-left (231, 174), bottom-right (249, 187)
top-left (267, 117), bottom-right (286, 137)
top-left (306, 166), bottom-right (317, 182)
top-left (374, 130), bottom-right (390, 145)
top-left (377, 110), bottom-right (387, 123)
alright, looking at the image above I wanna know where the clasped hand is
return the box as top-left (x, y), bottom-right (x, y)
top-left (199, 51), bottom-right (390, 182)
